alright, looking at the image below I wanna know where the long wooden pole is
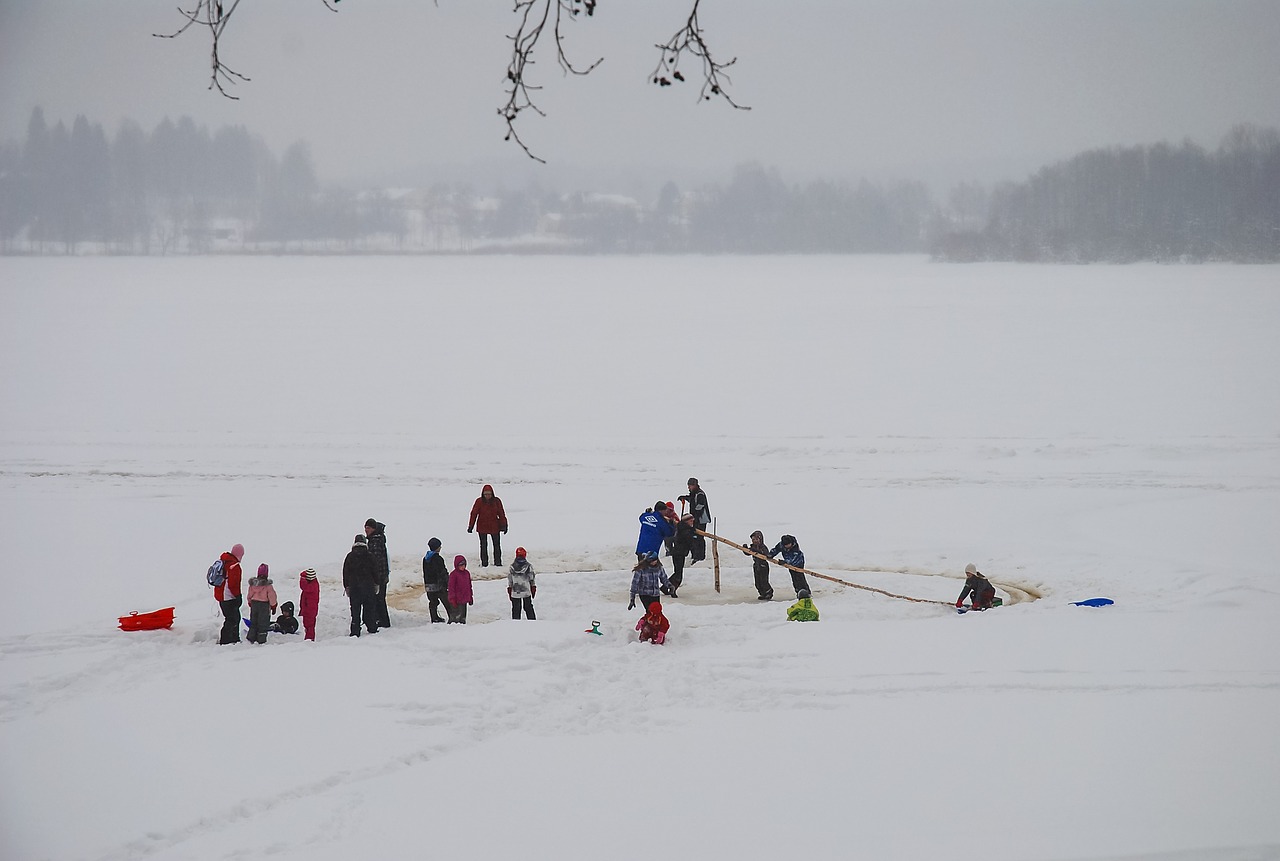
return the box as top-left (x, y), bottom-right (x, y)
top-left (695, 529), bottom-right (951, 606)
top-left (711, 517), bottom-right (720, 593)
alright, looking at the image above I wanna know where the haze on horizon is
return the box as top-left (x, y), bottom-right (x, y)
top-left (2, 0), bottom-right (1279, 195)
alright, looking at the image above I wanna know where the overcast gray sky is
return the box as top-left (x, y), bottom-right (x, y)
top-left (2, 1), bottom-right (1279, 194)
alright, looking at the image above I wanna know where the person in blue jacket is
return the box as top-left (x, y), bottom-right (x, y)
top-left (768, 534), bottom-right (811, 598)
top-left (635, 501), bottom-right (676, 562)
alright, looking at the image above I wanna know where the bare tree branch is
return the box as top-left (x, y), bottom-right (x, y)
top-left (153, 0), bottom-right (252, 99)
top-left (500, 0), bottom-right (603, 164)
top-left (156, 1), bottom-right (747, 161)
top-left (650, 0), bottom-right (749, 110)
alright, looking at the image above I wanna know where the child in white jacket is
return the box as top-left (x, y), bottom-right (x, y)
top-left (507, 547), bottom-right (536, 620)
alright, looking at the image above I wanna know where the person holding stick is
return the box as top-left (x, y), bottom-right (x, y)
top-left (768, 534), bottom-right (811, 598)
top-left (677, 478), bottom-right (710, 562)
top-left (745, 530), bottom-right (774, 600)
top-left (665, 513), bottom-right (698, 598)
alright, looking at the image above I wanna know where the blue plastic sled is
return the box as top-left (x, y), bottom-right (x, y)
top-left (1071, 597), bottom-right (1115, 607)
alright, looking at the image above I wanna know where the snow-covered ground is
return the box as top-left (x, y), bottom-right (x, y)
top-left (1, 255), bottom-right (1278, 861)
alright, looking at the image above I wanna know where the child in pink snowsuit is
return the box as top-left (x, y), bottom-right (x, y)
top-left (447, 555), bottom-right (474, 624)
top-left (245, 563), bottom-right (279, 645)
top-left (299, 568), bottom-right (320, 640)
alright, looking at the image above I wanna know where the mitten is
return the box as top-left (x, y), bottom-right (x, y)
top-left (628, 597), bottom-right (636, 610)
top-left (531, 586), bottom-right (536, 598)
top-left (507, 587), bottom-right (512, 598)
top-left (502, 525), bottom-right (508, 534)
top-left (956, 600), bottom-right (964, 608)
top-left (467, 527), bottom-right (473, 534)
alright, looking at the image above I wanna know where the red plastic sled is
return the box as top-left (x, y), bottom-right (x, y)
top-left (118, 607), bottom-right (175, 631)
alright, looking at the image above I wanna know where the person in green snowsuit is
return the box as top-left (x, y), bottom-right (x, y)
top-left (787, 589), bottom-right (819, 621)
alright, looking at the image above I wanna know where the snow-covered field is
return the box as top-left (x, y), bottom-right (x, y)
top-left (2, 255), bottom-right (1278, 861)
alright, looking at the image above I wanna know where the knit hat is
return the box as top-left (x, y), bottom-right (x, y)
top-left (353, 534), bottom-right (367, 547)
top-left (515, 547), bottom-right (527, 558)
top-left (750, 530), bottom-right (763, 540)
top-left (280, 601), bottom-right (294, 615)
top-left (231, 543), bottom-right (244, 561)
top-left (428, 537), bottom-right (442, 550)
top-left (687, 477), bottom-right (698, 486)
top-left (682, 513), bottom-right (695, 522)
top-left (654, 500), bottom-right (668, 512)
top-left (365, 518), bottom-right (378, 529)
top-left (257, 563), bottom-right (269, 577)
top-left (965, 563), bottom-right (977, 575)
top-left (302, 568), bottom-right (317, 580)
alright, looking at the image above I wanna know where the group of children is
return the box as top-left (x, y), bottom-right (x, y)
top-left (421, 538), bottom-right (537, 624)
top-left (625, 525), bottom-right (824, 646)
top-left (244, 565), bottom-right (316, 642)
top-left (211, 544), bottom-right (319, 645)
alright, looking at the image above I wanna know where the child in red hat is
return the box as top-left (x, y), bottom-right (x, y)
top-left (507, 547), bottom-right (537, 620)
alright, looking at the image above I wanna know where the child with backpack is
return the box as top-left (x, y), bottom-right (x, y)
top-left (212, 543), bottom-right (245, 645)
top-left (298, 568), bottom-right (319, 640)
top-left (636, 600), bottom-right (670, 645)
top-left (245, 563), bottom-right (279, 644)
top-left (270, 601), bottom-right (299, 635)
top-left (744, 531), bottom-right (774, 600)
top-left (448, 555), bottom-right (474, 624)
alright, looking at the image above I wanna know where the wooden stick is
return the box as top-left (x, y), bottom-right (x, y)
top-left (712, 517), bottom-right (720, 593)
top-left (695, 529), bottom-right (951, 606)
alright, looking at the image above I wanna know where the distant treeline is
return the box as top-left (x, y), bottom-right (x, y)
top-left (0, 108), bottom-right (392, 254)
top-left (2, 108), bottom-right (1276, 261)
top-left (935, 126), bottom-right (1280, 263)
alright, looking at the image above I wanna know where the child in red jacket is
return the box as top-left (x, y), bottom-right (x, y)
top-left (298, 568), bottom-right (320, 640)
top-left (448, 555), bottom-right (474, 624)
top-left (214, 543), bottom-right (245, 645)
top-left (636, 601), bottom-right (670, 645)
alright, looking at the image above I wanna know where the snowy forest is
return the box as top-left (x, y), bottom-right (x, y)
top-left (1, 108), bottom-right (1277, 262)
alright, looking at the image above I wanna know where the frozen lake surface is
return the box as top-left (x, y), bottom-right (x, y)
top-left (2, 255), bottom-right (1278, 860)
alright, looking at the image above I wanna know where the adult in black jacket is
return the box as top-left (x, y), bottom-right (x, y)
top-left (365, 518), bottom-right (391, 628)
top-left (343, 534), bottom-right (380, 636)
top-left (665, 514), bottom-right (699, 597)
top-left (677, 477), bottom-right (710, 562)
